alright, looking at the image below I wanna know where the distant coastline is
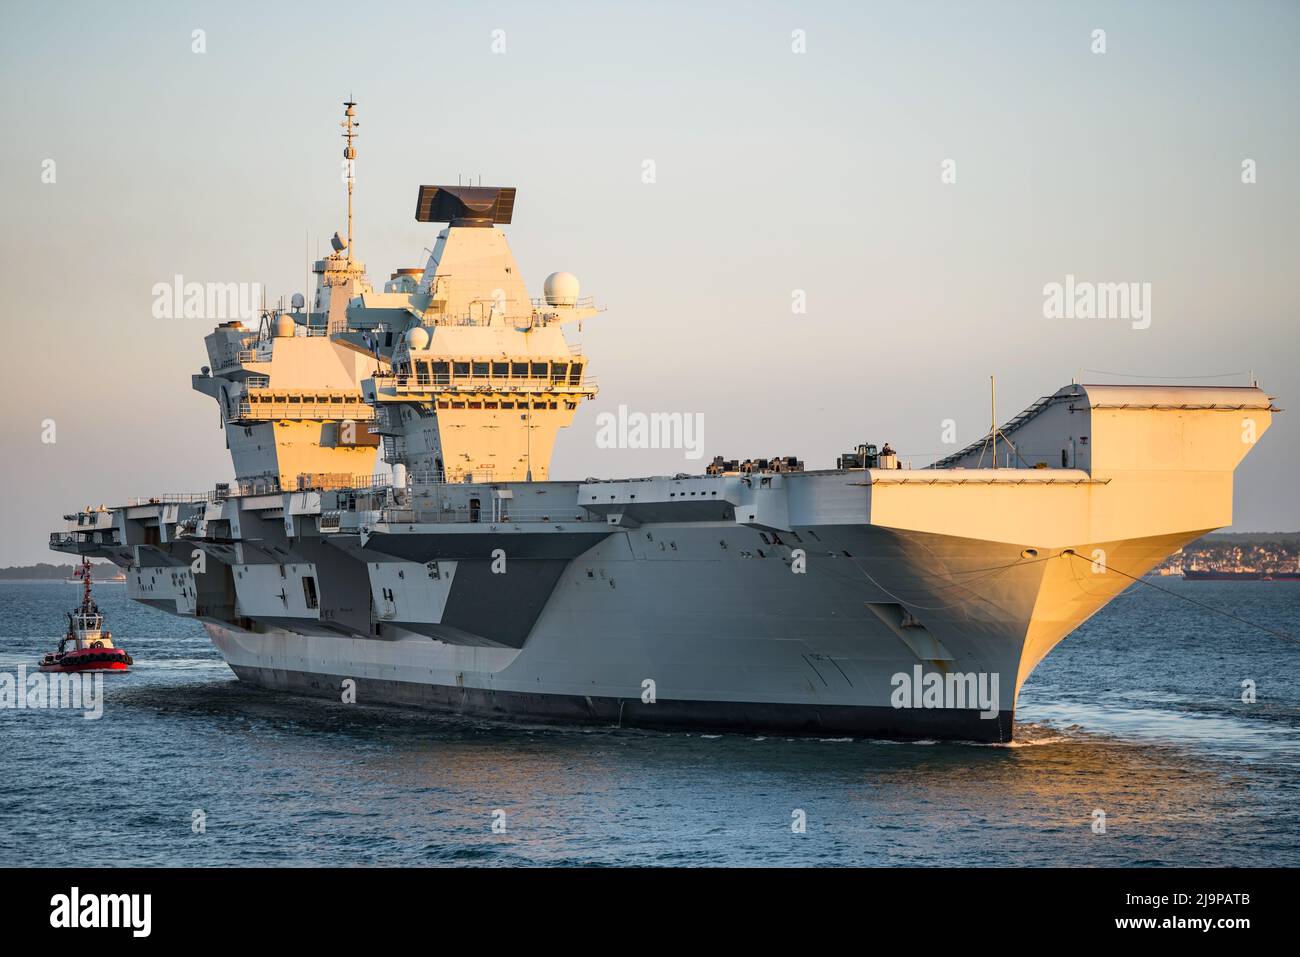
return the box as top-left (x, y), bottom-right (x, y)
top-left (1151, 532), bottom-right (1299, 578)
top-left (1198, 531), bottom-right (1300, 544)
top-left (0, 561), bottom-right (126, 582)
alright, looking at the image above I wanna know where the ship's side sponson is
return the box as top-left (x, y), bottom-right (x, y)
top-left (1078, 383), bottom-right (1272, 536)
top-left (893, 384), bottom-right (1274, 544)
top-left (870, 382), bottom-right (1276, 691)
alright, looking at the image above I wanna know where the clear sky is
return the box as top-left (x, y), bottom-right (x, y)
top-left (1, 0), bottom-right (1296, 565)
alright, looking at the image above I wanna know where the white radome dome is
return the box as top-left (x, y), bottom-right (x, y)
top-left (406, 326), bottom-right (431, 351)
top-left (272, 313), bottom-right (296, 338)
top-left (543, 271), bottom-right (580, 307)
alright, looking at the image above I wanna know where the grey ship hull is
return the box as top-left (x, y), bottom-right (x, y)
top-left (223, 658), bottom-right (1013, 741)
top-left (188, 483), bottom-right (1038, 743)
top-left (206, 519), bottom-right (1023, 743)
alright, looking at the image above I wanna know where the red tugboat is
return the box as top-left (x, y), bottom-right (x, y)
top-left (38, 559), bottom-right (132, 673)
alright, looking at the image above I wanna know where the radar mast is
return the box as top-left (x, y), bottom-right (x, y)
top-left (341, 99), bottom-right (359, 262)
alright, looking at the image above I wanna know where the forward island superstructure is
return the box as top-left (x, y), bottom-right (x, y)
top-left (49, 103), bottom-right (1278, 741)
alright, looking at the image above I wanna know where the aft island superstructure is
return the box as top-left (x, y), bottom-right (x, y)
top-left (49, 103), bottom-right (1278, 741)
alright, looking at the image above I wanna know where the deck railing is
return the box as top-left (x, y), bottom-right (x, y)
top-left (214, 348), bottom-right (268, 371)
top-left (378, 504), bottom-right (592, 526)
top-left (119, 468), bottom-right (521, 511)
top-left (373, 373), bottom-right (596, 392)
top-left (234, 401), bottom-right (374, 421)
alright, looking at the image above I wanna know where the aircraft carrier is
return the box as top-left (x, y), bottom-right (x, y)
top-left (49, 103), bottom-right (1278, 741)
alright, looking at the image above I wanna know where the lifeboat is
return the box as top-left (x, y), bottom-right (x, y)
top-left (38, 559), bottom-right (133, 674)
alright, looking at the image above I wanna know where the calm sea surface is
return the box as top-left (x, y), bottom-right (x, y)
top-left (1, 579), bottom-right (1297, 866)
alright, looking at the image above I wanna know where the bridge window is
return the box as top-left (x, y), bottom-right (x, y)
top-left (492, 362), bottom-right (509, 377)
top-left (551, 362), bottom-right (568, 381)
top-left (511, 362), bottom-right (528, 377)
top-left (473, 362), bottom-right (489, 377)
top-left (569, 363), bottom-right (584, 384)
top-left (531, 362), bottom-right (547, 377)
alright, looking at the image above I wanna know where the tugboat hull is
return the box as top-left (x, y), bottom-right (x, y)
top-left (38, 650), bottom-right (132, 674)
